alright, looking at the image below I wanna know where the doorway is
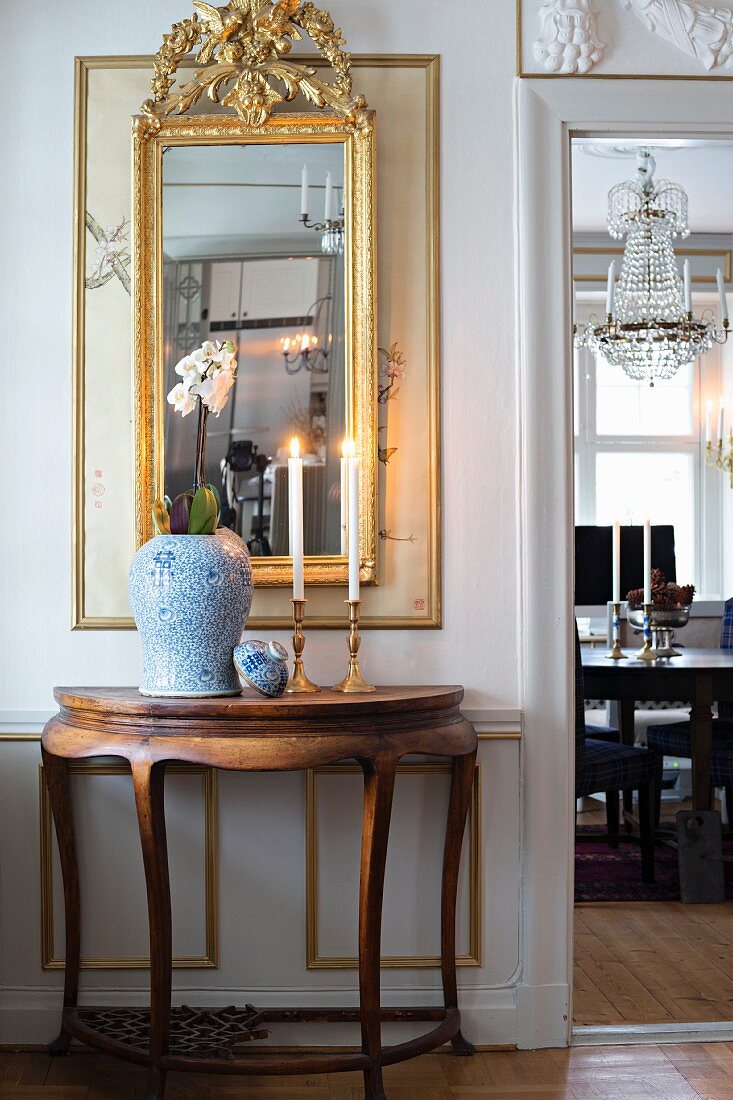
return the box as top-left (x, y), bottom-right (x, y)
top-left (517, 78), bottom-right (733, 1048)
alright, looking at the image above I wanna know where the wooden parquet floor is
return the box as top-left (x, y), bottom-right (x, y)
top-left (574, 796), bottom-right (733, 1026)
top-left (4, 1044), bottom-right (733, 1099)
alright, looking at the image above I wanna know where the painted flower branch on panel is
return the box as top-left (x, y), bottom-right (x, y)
top-left (377, 341), bottom-right (415, 544)
top-left (85, 215), bottom-right (131, 294)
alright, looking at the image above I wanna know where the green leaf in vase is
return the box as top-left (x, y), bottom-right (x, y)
top-left (152, 499), bottom-right (171, 534)
top-left (206, 482), bottom-right (221, 514)
top-left (188, 486), bottom-right (219, 534)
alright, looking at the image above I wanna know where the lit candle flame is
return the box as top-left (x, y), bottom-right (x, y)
top-left (342, 438), bottom-right (355, 458)
top-left (290, 436), bottom-right (300, 459)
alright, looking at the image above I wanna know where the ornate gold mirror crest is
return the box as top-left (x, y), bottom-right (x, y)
top-left (132, 0), bottom-right (377, 587)
top-left (137, 0), bottom-right (370, 134)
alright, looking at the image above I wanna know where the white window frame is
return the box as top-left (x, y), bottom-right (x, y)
top-left (574, 294), bottom-right (723, 597)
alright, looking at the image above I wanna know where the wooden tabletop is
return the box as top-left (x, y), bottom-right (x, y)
top-left (53, 685), bottom-right (465, 720)
top-left (45, 685), bottom-right (475, 765)
top-left (581, 647), bottom-right (733, 673)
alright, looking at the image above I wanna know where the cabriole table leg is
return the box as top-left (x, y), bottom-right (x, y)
top-left (358, 754), bottom-right (398, 1100)
top-left (42, 747), bottom-right (81, 1056)
top-left (132, 760), bottom-right (173, 1100)
top-left (442, 750), bottom-right (476, 1056)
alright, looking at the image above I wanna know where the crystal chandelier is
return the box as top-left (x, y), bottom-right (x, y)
top-left (575, 149), bottom-right (728, 385)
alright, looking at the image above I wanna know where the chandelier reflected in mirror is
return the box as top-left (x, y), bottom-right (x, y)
top-left (280, 295), bottom-right (333, 374)
top-left (574, 149), bottom-right (729, 385)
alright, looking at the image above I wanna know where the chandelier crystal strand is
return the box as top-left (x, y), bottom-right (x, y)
top-left (576, 149), bottom-right (728, 385)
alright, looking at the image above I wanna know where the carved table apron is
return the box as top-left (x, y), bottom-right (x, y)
top-left (41, 686), bottom-right (478, 1100)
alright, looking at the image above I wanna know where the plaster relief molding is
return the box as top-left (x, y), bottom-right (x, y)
top-left (533, 1), bottom-right (605, 74)
top-left (619, 0), bottom-right (733, 70)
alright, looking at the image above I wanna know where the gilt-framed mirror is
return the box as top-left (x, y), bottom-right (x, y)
top-left (132, 2), bottom-right (377, 586)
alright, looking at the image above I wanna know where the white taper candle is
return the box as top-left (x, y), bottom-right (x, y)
top-left (718, 268), bottom-right (729, 322)
top-left (348, 451), bottom-right (360, 600)
top-left (324, 172), bottom-right (334, 222)
top-left (706, 399), bottom-right (713, 445)
top-left (300, 164), bottom-right (308, 217)
top-left (612, 521), bottom-right (621, 605)
top-left (340, 439), bottom-right (352, 557)
top-left (289, 437), bottom-right (304, 600)
top-left (684, 259), bottom-right (692, 313)
top-left (719, 397), bottom-right (725, 445)
top-left (643, 519), bottom-right (651, 606)
top-left (605, 260), bottom-right (616, 316)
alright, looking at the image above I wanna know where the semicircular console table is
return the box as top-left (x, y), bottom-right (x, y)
top-left (41, 686), bottom-right (478, 1100)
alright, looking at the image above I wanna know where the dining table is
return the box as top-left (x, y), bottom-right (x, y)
top-left (581, 647), bottom-right (733, 812)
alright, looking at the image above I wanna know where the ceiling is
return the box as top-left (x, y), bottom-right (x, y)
top-left (572, 139), bottom-right (733, 235)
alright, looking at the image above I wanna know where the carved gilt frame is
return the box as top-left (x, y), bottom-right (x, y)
top-left (132, 111), bottom-right (377, 585)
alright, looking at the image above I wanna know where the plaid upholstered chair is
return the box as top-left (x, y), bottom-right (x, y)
top-left (575, 627), bottom-right (659, 883)
top-left (647, 598), bottom-right (733, 818)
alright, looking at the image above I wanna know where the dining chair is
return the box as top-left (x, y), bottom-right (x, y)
top-left (646, 598), bottom-right (733, 820)
top-left (575, 627), bottom-right (659, 883)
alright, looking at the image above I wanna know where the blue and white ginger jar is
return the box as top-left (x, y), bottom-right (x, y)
top-left (234, 640), bottom-right (289, 698)
top-left (129, 527), bottom-right (253, 697)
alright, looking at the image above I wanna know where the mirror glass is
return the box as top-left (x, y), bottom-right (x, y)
top-left (162, 142), bottom-right (346, 557)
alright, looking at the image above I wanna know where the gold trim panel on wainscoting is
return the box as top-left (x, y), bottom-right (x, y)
top-left (573, 247), bottom-right (733, 284)
top-left (39, 762), bottom-right (218, 970)
top-left (305, 761), bottom-right (482, 969)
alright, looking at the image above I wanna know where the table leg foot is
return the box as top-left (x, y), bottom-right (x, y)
top-left (363, 1069), bottom-right (388, 1099)
top-left (451, 1030), bottom-right (476, 1056)
top-left (143, 1065), bottom-right (166, 1099)
top-left (47, 1031), bottom-right (72, 1056)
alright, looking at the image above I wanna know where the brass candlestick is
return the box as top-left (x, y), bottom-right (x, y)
top-left (635, 602), bottom-right (656, 661)
top-left (285, 599), bottom-right (321, 693)
top-left (606, 601), bottom-right (627, 660)
top-left (332, 600), bottom-right (375, 693)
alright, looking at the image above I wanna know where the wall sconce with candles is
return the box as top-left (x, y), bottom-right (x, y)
top-left (299, 164), bottom-right (345, 256)
top-left (705, 396), bottom-right (733, 488)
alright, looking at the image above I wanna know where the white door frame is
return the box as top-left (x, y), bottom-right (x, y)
top-left (516, 78), bottom-right (733, 1048)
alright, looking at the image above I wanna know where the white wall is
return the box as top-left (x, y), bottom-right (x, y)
top-left (0, 0), bottom-right (530, 1050)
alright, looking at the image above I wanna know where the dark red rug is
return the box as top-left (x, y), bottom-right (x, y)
top-left (575, 826), bottom-right (733, 902)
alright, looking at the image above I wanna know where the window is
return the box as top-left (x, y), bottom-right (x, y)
top-left (574, 303), bottom-right (723, 598)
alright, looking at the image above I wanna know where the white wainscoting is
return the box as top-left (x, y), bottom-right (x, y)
top-left (0, 710), bottom-right (521, 1047)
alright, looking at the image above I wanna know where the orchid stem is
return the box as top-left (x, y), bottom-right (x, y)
top-left (194, 402), bottom-right (209, 491)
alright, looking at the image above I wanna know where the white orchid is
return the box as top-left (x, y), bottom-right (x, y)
top-left (168, 339), bottom-right (237, 419)
top-left (197, 368), bottom-right (235, 416)
top-left (167, 381), bottom-right (197, 416)
top-left (174, 354), bottom-right (202, 388)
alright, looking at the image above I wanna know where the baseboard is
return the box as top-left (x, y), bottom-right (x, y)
top-left (0, 986), bottom-right (518, 1047)
top-left (516, 983), bottom-right (571, 1049)
top-left (573, 1021), bottom-right (733, 1046)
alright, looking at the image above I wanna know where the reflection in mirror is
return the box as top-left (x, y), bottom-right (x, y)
top-left (162, 142), bottom-right (346, 557)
